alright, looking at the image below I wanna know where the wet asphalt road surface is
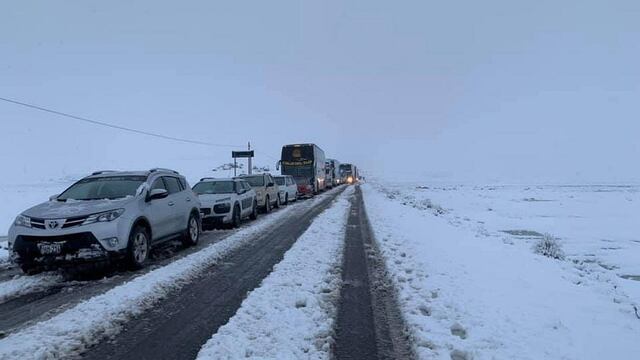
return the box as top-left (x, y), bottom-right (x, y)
top-left (81, 187), bottom-right (346, 360)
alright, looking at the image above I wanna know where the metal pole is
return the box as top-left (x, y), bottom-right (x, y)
top-left (234, 157), bottom-right (237, 177)
top-left (248, 141), bottom-right (252, 175)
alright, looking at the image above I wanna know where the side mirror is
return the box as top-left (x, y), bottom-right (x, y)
top-left (237, 189), bottom-right (246, 195)
top-left (267, 182), bottom-right (275, 187)
top-left (276, 160), bottom-right (281, 171)
top-left (147, 188), bottom-right (169, 201)
top-left (49, 194), bottom-right (59, 201)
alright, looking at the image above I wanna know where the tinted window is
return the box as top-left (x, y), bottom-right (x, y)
top-left (274, 177), bottom-right (286, 186)
top-left (242, 182), bottom-right (251, 191)
top-left (164, 177), bottom-right (182, 194)
top-left (243, 176), bottom-right (264, 187)
top-left (58, 176), bottom-right (146, 201)
top-left (151, 178), bottom-right (166, 191)
top-left (178, 177), bottom-right (187, 189)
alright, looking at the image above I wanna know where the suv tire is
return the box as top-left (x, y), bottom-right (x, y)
top-left (284, 193), bottom-right (289, 205)
top-left (250, 200), bottom-right (258, 220)
top-left (274, 194), bottom-right (281, 209)
top-left (264, 195), bottom-right (272, 213)
top-left (127, 225), bottom-right (150, 270)
top-left (182, 213), bottom-right (200, 246)
top-left (231, 204), bottom-right (241, 228)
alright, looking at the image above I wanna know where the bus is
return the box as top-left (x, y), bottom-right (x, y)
top-left (279, 143), bottom-right (327, 196)
top-left (339, 163), bottom-right (358, 184)
top-left (325, 158), bottom-right (341, 187)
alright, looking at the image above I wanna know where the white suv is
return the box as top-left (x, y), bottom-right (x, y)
top-left (237, 173), bottom-right (280, 212)
top-left (193, 178), bottom-right (258, 229)
top-left (8, 169), bottom-right (201, 273)
top-left (274, 175), bottom-right (298, 204)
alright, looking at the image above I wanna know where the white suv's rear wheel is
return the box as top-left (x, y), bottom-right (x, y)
top-left (182, 213), bottom-right (200, 246)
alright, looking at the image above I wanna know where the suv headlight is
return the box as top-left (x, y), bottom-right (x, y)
top-left (83, 209), bottom-right (125, 225)
top-left (14, 215), bottom-right (31, 228)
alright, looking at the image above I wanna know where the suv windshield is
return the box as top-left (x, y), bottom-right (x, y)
top-left (58, 176), bottom-right (146, 201)
top-left (193, 181), bottom-right (235, 194)
top-left (243, 176), bottom-right (264, 187)
top-left (274, 177), bottom-right (286, 186)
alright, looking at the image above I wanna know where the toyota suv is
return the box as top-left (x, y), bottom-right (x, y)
top-left (193, 177), bottom-right (258, 229)
top-left (236, 173), bottom-right (280, 212)
top-left (8, 168), bottom-right (202, 273)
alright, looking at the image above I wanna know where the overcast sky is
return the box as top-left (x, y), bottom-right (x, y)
top-left (1, 0), bottom-right (639, 184)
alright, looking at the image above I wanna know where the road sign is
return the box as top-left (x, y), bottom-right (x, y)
top-left (232, 150), bottom-right (254, 158)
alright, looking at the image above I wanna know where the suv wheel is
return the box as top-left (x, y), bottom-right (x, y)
top-left (264, 195), bottom-right (272, 213)
top-left (274, 194), bottom-right (281, 209)
top-left (183, 213), bottom-right (200, 246)
top-left (128, 225), bottom-right (150, 269)
top-left (250, 200), bottom-right (258, 220)
top-left (284, 193), bottom-right (289, 205)
top-left (231, 204), bottom-right (241, 228)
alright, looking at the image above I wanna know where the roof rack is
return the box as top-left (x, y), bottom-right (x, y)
top-left (199, 177), bottom-right (217, 181)
top-left (91, 170), bottom-right (118, 176)
top-left (149, 168), bottom-right (179, 175)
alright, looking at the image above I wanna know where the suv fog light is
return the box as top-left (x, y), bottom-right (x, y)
top-left (105, 237), bottom-right (119, 247)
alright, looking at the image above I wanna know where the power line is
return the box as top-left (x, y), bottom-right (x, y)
top-left (0, 96), bottom-right (243, 148)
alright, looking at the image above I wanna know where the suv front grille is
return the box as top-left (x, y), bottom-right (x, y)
top-left (62, 215), bottom-right (89, 228)
top-left (29, 216), bottom-right (89, 229)
top-left (19, 232), bottom-right (97, 243)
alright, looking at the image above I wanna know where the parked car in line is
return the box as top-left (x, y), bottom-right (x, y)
top-left (274, 175), bottom-right (298, 204)
top-left (8, 168), bottom-right (201, 274)
top-left (236, 173), bottom-right (280, 212)
top-left (325, 159), bottom-right (341, 187)
top-left (193, 178), bottom-right (258, 229)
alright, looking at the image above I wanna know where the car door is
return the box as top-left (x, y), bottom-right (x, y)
top-left (266, 175), bottom-right (277, 203)
top-left (163, 176), bottom-right (187, 234)
top-left (286, 176), bottom-right (295, 198)
top-left (146, 177), bottom-right (173, 240)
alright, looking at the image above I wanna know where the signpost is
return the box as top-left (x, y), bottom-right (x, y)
top-left (232, 142), bottom-right (254, 176)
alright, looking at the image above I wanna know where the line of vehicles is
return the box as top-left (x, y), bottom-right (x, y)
top-left (6, 143), bottom-right (361, 275)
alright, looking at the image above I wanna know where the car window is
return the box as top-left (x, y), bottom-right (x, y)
top-left (164, 177), bottom-right (182, 194)
top-left (193, 181), bottom-right (235, 194)
top-left (178, 177), bottom-right (187, 190)
top-left (58, 176), bottom-right (146, 201)
top-left (243, 176), bottom-right (264, 187)
top-left (151, 178), bottom-right (167, 191)
top-left (243, 182), bottom-right (251, 191)
top-left (274, 177), bottom-right (285, 186)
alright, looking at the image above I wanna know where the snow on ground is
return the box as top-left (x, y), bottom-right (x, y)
top-left (362, 181), bottom-right (640, 360)
top-left (0, 272), bottom-right (64, 304)
top-left (0, 193), bottom-right (333, 360)
top-left (197, 186), bottom-right (353, 359)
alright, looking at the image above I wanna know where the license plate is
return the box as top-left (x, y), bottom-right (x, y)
top-left (38, 242), bottom-right (63, 255)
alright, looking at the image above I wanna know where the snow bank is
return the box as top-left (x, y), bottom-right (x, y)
top-left (197, 186), bottom-right (353, 359)
top-left (0, 272), bottom-right (63, 304)
top-left (362, 183), bottom-right (640, 360)
top-left (0, 239), bottom-right (7, 265)
top-left (0, 194), bottom-right (331, 360)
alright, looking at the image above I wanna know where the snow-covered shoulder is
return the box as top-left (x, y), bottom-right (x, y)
top-left (197, 186), bottom-right (354, 359)
top-left (361, 183), bottom-right (640, 360)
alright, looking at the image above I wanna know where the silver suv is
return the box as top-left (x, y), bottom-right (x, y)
top-left (8, 169), bottom-right (202, 273)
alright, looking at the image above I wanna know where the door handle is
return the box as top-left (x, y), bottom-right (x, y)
top-left (168, 201), bottom-right (175, 206)
top-left (186, 198), bottom-right (191, 202)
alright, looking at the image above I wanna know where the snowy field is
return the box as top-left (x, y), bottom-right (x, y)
top-left (363, 180), bottom-right (640, 359)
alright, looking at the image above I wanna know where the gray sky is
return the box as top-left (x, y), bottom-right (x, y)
top-left (1, 0), bottom-right (639, 184)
